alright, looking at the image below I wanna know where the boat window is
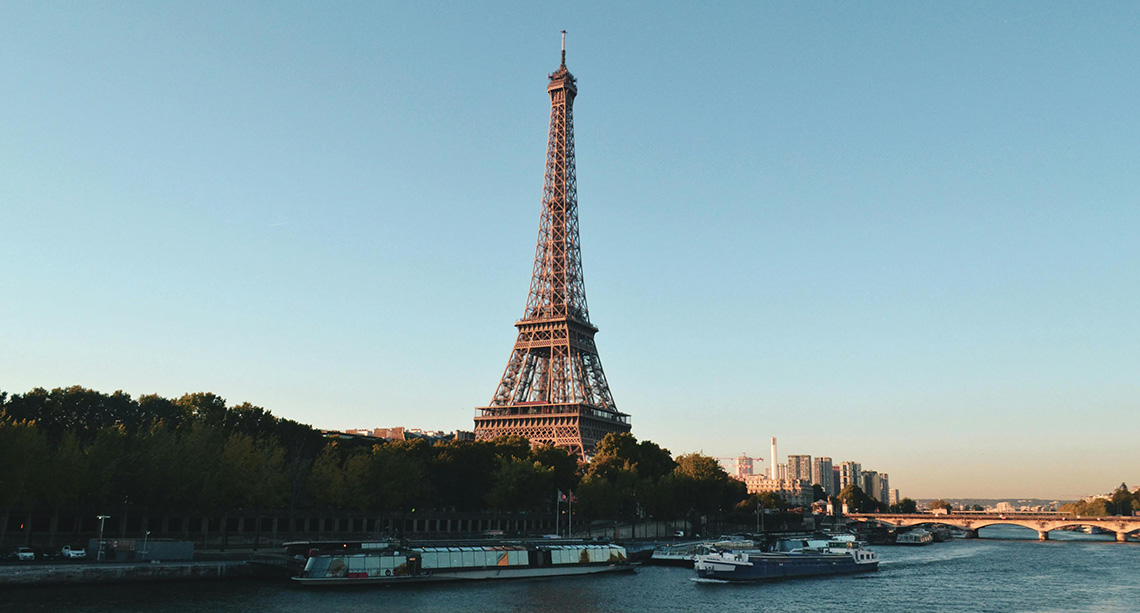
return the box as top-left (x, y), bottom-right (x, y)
top-left (305, 556), bottom-right (330, 575)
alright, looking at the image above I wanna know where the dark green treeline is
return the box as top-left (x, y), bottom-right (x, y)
top-left (0, 386), bottom-right (748, 532)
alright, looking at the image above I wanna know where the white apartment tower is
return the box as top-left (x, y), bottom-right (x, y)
top-left (839, 461), bottom-right (862, 491)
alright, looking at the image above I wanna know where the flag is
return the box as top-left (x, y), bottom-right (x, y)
top-left (558, 490), bottom-right (567, 503)
top-left (569, 491), bottom-right (577, 503)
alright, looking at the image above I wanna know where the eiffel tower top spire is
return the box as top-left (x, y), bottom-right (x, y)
top-left (526, 33), bottom-right (584, 325)
top-left (548, 32), bottom-right (576, 95)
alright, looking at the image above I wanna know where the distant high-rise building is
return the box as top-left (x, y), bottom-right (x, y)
top-left (889, 488), bottom-right (900, 507)
top-left (839, 461), bottom-right (862, 491)
top-left (735, 454), bottom-right (754, 477)
top-left (812, 457), bottom-right (835, 496)
top-left (861, 470), bottom-right (878, 500)
top-left (857, 470), bottom-right (891, 507)
top-left (719, 454), bottom-right (755, 479)
top-left (832, 466), bottom-right (841, 496)
top-left (875, 473), bottom-right (890, 507)
top-left (787, 455), bottom-right (812, 482)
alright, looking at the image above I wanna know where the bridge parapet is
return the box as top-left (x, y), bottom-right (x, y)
top-left (845, 513), bottom-right (1140, 542)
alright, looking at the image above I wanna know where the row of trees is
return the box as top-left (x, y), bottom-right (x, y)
top-left (0, 387), bottom-right (327, 539)
top-left (574, 434), bottom-right (746, 522)
top-left (1060, 484), bottom-right (1140, 517)
top-left (268, 430), bottom-right (751, 526)
top-left (0, 387), bottom-right (750, 533)
top-left (921, 489), bottom-right (1140, 517)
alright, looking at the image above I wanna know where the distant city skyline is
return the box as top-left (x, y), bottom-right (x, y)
top-left (2, 3), bottom-right (1137, 500)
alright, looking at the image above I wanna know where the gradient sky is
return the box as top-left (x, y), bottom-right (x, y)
top-left (3, 2), bottom-right (1137, 500)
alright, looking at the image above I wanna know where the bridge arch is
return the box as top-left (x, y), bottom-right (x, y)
top-left (844, 513), bottom-right (1140, 542)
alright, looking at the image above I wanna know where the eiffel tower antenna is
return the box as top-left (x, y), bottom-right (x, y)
top-left (474, 34), bottom-right (631, 457)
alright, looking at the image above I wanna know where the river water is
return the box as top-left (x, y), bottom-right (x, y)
top-left (4, 526), bottom-right (1137, 612)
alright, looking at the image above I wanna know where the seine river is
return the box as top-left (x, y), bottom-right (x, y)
top-left (4, 526), bottom-right (1137, 612)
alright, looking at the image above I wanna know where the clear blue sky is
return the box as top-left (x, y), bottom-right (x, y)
top-left (2, 2), bottom-right (1137, 500)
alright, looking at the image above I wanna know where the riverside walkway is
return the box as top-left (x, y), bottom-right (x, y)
top-left (0, 560), bottom-right (253, 586)
top-left (845, 512), bottom-right (1140, 541)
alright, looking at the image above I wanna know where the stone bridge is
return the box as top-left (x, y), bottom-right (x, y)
top-left (845, 512), bottom-right (1140, 541)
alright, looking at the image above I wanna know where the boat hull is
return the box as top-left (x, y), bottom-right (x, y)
top-left (694, 552), bottom-right (877, 582)
top-left (647, 552), bottom-right (695, 567)
top-left (293, 562), bottom-right (633, 586)
top-left (291, 542), bottom-right (634, 587)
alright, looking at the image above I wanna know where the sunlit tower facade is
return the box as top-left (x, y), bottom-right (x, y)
top-left (812, 456), bottom-right (835, 496)
top-left (787, 454), bottom-right (813, 482)
top-left (474, 34), bottom-right (631, 457)
top-left (839, 461), bottom-right (862, 491)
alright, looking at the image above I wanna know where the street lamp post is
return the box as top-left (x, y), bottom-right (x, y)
top-left (141, 530), bottom-right (151, 561)
top-left (96, 515), bottom-right (110, 561)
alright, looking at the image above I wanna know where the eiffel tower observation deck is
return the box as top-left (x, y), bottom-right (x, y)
top-left (474, 33), bottom-right (631, 457)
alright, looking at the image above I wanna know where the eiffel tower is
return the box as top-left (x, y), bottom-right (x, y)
top-left (474, 33), bottom-right (631, 457)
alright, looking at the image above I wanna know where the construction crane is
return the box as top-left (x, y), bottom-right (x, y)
top-left (714, 454), bottom-right (764, 478)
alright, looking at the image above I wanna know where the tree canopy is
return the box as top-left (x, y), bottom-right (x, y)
top-left (0, 387), bottom-right (749, 526)
top-left (928, 499), bottom-right (953, 512)
top-left (838, 485), bottom-right (883, 513)
top-left (889, 497), bottom-right (919, 513)
top-left (1060, 484), bottom-right (1139, 517)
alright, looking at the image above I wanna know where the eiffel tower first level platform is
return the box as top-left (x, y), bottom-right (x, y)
top-left (474, 33), bottom-right (631, 457)
top-left (474, 316), bottom-right (631, 457)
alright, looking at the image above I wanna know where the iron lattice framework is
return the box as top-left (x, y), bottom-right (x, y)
top-left (474, 36), bottom-right (631, 457)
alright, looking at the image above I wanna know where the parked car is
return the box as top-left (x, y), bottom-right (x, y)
top-left (61, 545), bottom-right (87, 559)
top-left (15, 547), bottom-right (35, 561)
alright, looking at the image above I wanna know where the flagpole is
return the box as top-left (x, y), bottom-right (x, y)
top-left (555, 491), bottom-right (561, 537)
top-left (568, 491), bottom-right (573, 538)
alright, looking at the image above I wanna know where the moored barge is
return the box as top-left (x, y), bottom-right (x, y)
top-left (292, 541), bottom-right (632, 586)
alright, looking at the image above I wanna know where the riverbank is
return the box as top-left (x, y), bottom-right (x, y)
top-left (4, 532), bottom-right (1140, 613)
top-left (0, 560), bottom-right (254, 587)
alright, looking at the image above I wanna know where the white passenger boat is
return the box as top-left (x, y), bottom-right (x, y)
top-left (895, 529), bottom-right (934, 545)
top-left (649, 542), bottom-right (703, 567)
top-left (694, 538), bottom-right (878, 582)
top-left (649, 538), bottom-right (759, 567)
top-left (292, 541), bottom-right (633, 586)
